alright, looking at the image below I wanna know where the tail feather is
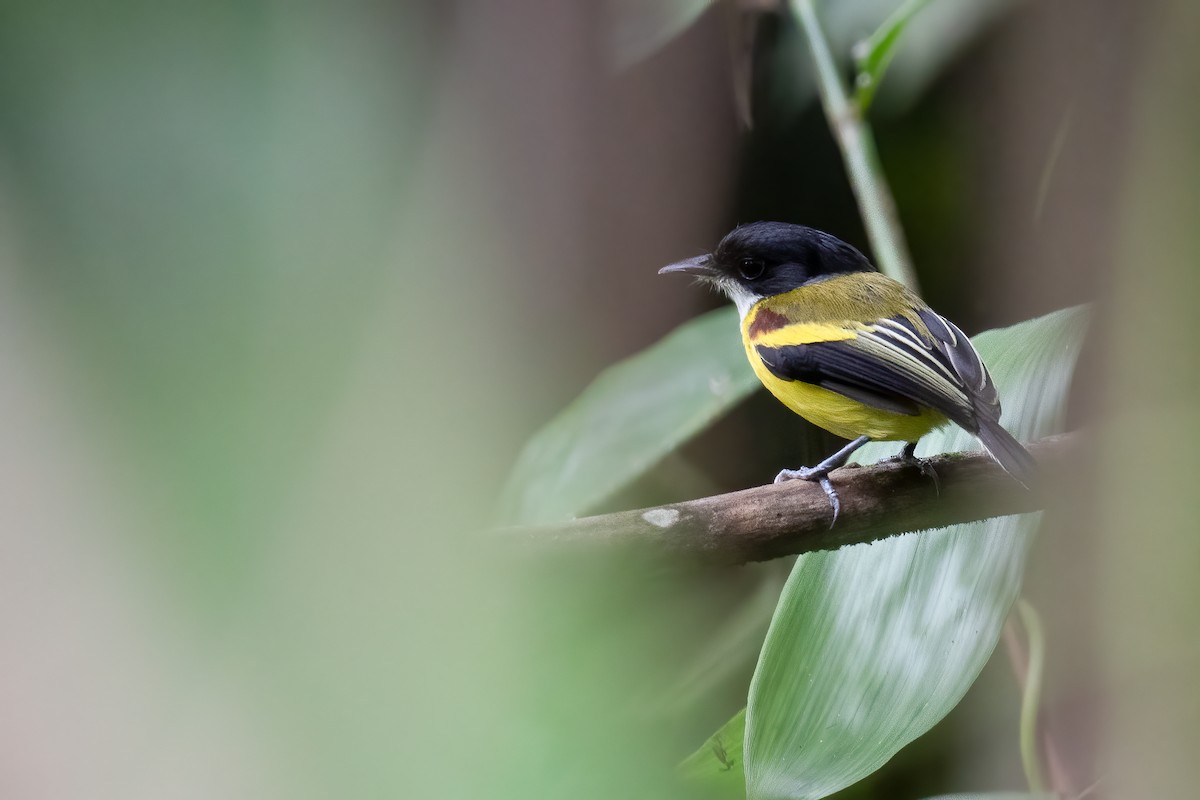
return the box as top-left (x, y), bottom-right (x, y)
top-left (975, 417), bottom-right (1037, 489)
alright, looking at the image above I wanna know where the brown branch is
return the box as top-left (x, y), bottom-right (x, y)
top-left (503, 433), bottom-right (1078, 566)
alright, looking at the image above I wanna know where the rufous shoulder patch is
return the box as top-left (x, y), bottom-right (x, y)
top-left (748, 307), bottom-right (790, 338)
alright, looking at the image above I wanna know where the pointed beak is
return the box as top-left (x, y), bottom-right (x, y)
top-left (658, 254), bottom-right (717, 278)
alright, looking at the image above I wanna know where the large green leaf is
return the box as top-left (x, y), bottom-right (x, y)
top-left (741, 306), bottom-right (1087, 800)
top-left (499, 307), bottom-right (756, 525)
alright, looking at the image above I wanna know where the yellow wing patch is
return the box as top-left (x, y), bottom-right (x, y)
top-left (748, 320), bottom-right (860, 349)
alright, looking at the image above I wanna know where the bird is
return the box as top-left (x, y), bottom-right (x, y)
top-left (659, 221), bottom-right (1035, 523)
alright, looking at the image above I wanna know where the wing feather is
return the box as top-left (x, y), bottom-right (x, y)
top-left (754, 308), bottom-right (999, 431)
top-left (916, 309), bottom-right (1000, 416)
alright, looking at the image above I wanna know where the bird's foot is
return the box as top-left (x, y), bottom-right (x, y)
top-left (897, 443), bottom-right (940, 496)
top-left (773, 466), bottom-right (820, 483)
top-left (774, 467), bottom-right (841, 528)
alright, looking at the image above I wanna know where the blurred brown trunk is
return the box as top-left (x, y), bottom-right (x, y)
top-left (958, 0), bottom-right (1153, 792)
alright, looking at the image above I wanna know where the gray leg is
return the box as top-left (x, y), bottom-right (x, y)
top-left (774, 435), bottom-right (871, 526)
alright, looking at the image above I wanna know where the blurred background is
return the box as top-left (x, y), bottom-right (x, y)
top-left (0, 0), bottom-right (1195, 797)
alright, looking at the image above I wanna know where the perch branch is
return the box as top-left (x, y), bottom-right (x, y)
top-left (503, 433), bottom-right (1077, 566)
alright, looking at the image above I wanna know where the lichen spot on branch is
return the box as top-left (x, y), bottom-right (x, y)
top-left (641, 508), bottom-right (681, 528)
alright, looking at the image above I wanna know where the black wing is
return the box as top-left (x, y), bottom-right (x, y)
top-left (755, 310), bottom-right (999, 432)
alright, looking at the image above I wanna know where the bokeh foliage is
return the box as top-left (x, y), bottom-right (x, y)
top-left (0, 0), bottom-right (1190, 798)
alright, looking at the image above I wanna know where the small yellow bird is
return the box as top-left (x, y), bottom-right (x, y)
top-left (660, 221), bottom-right (1034, 520)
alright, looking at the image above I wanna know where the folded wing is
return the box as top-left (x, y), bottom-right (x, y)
top-left (754, 309), bottom-right (1000, 433)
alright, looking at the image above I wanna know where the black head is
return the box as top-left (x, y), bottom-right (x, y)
top-left (659, 222), bottom-right (875, 312)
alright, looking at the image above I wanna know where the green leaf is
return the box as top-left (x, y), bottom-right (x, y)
top-left (499, 307), bottom-right (756, 525)
top-left (853, 0), bottom-right (933, 112)
top-left (607, 0), bottom-right (716, 69)
top-left (679, 708), bottom-right (747, 797)
top-left (792, 0), bottom-right (1019, 114)
top-left (858, 0), bottom-right (1017, 112)
top-left (744, 306), bottom-right (1088, 800)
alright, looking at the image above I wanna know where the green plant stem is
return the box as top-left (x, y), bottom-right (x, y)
top-left (1004, 606), bottom-right (1075, 798)
top-left (792, 0), bottom-right (920, 292)
top-left (1015, 598), bottom-right (1048, 794)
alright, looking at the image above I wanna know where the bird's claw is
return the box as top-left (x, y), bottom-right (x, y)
top-left (899, 452), bottom-right (941, 496)
top-left (817, 477), bottom-right (840, 527)
top-left (916, 459), bottom-right (940, 496)
top-left (774, 467), bottom-right (841, 528)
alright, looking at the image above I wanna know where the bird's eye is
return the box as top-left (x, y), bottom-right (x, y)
top-left (738, 257), bottom-right (765, 280)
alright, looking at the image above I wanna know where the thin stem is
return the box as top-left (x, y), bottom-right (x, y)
top-left (1016, 598), bottom-right (1048, 794)
top-left (1034, 105), bottom-right (1074, 225)
top-left (1004, 608), bottom-right (1076, 799)
top-left (792, 0), bottom-right (920, 292)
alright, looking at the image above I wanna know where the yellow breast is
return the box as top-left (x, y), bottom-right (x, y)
top-left (739, 275), bottom-right (947, 442)
top-left (742, 340), bottom-right (945, 441)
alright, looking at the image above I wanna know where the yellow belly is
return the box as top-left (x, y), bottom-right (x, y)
top-left (745, 342), bottom-right (947, 442)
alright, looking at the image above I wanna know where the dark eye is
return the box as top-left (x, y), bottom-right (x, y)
top-left (738, 257), bottom-right (765, 280)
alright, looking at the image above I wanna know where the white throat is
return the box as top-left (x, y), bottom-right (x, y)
top-left (720, 279), bottom-right (764, 321)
